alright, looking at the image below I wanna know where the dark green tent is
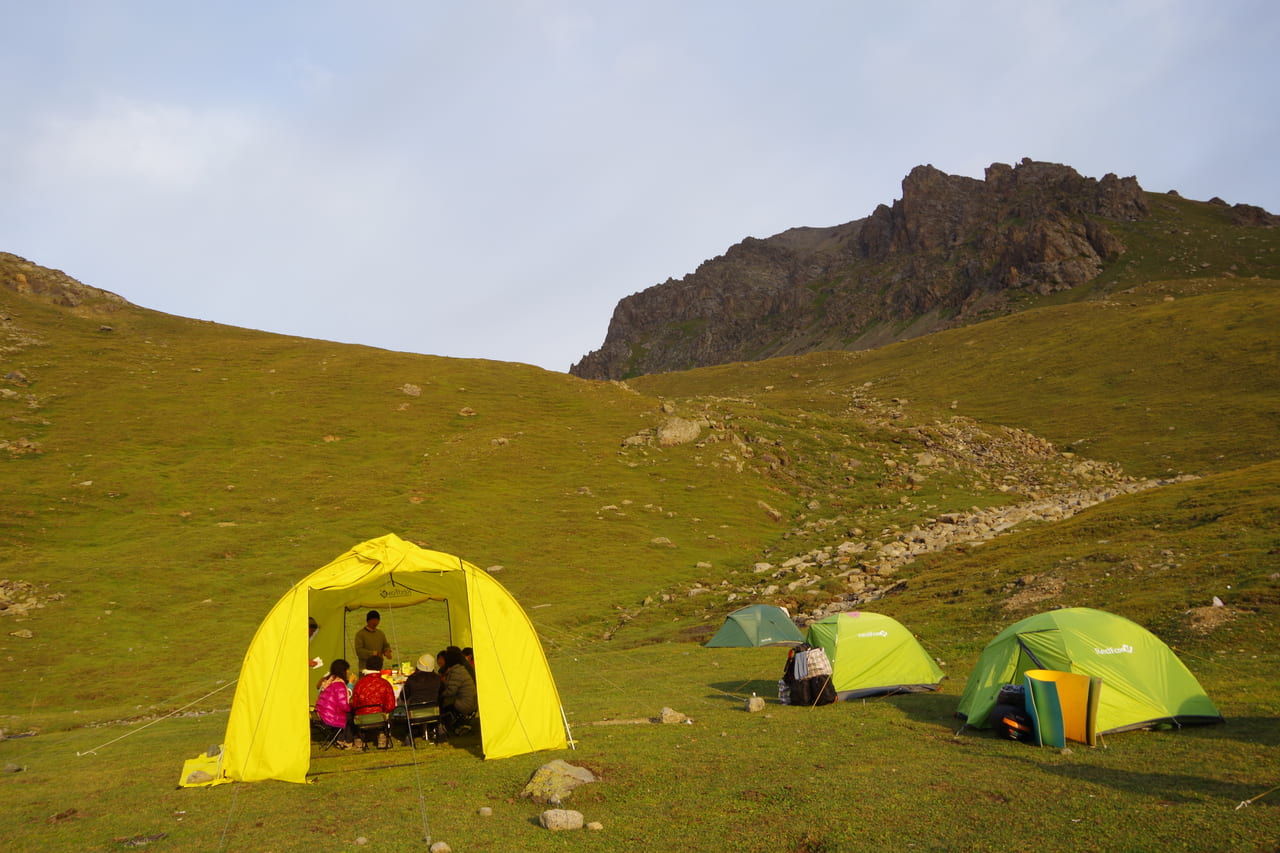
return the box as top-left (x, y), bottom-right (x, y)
top-left (705, 604), bottom-right (804, 647)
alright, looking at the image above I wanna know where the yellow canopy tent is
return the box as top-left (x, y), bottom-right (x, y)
top-left (180, 534), bottom-right (568, 785)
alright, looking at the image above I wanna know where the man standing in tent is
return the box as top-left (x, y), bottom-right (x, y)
top-left (353, 610), bottom-right (393, 671)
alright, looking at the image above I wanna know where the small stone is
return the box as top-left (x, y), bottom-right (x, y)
top-left (355, 837), bottom-right (368, 846)
top-left (587, 821), bottom-right (604, 831)
top-left (5, 763), bottom-right (24, 773)
top-left (540, 809), bottom-right (584, 831)
top-left (745, 695), bottom-right (766, 713)
top-left (429, 842), bottom-right (452, 853)
top-left (659, 707), bottom-right (688, 724)
top-left (477, 807), bottom-right (492, 817)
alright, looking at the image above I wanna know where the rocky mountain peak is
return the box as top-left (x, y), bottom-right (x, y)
top-left (570, 159), bottom-right (1152, 380)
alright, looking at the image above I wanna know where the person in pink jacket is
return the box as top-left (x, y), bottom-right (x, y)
top-left (314, 659), bottom-right (353, 748)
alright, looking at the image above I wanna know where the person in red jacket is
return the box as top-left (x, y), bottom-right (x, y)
top-left (350, 654), bottom-right (397, 748)
top-left (351, 655), bottom-right (396, 711)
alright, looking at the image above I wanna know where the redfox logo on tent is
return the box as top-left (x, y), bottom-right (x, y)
top-left (858, 630), bottom-right (889, 638)
top-left (1093, 644), bottom-right (1134, 655)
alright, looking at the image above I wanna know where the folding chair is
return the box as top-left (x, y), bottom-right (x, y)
top-left (353, 710), bottom-right (393, 750)
top-left (402, 701), bottom-right (441, 748)
top-left (311, 709), bottom-right (347, 751)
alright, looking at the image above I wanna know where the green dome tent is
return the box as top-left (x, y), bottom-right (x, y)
top-left (180, 534), bottom-right (569, 785)
top-left (705, 604), bottom-right (804, 647)
top-left (957, 607), bottom-right (1222, 734)
top-left (804, 611), bottom-right (944, 699)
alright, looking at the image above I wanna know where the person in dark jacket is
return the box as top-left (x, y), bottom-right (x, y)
top-left (439, 647), bottom-right (478, 735)
top-left (402, 653), bottom-right (443, 707)
top-left (396, 652), bottom-right (445, 744)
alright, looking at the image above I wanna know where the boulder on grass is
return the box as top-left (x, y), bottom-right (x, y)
top-left (539, 809), bottom-right (584, 831)
top-left (520, 759), bottom-right (597, 805)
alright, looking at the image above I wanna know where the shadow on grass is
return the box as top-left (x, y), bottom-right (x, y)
top-left (884, 695), bottom-right (1279, 747)
top-left (853, 690), bottom-right (960, 723)
top-left (707, 678), bottom-right (779, 702)
top-left (1174, 716), bottom-right (1280, 747)
top-left (706, 683), bottom-right (972, 721)
top-left (306, 733), bottom-right (484, 778)
top-left (1006, 754), bottom-right (1276, 807)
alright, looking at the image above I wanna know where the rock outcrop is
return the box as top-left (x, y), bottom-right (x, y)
top-left (571, 159), bottom-right (1148, 380)
top-left (0, 253), bottom-right (129, 311)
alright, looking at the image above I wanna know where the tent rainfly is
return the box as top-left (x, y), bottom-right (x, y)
top-left (804, 611), bottom-right (945, 699)
top-left (180, 534), bottom-right (568, 786)
top-left (705, 604), bottom-right (805, 647)
top-left (956, 607), bottom-right (1223, 734)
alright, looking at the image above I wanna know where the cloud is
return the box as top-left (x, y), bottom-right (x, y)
top-left (1, 2), bottom-right (1277, 372)
top-left (23, 97), bottom-right (262, 192)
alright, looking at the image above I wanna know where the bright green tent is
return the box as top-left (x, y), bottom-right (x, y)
top-left (957, 607), bottom-right (1222, 734)
top-left (181, 534), bottom-right (568, 785)
top-left (705, 604), bottom-right (804, 647)
top-left (804, 611), bottom-right (944, 699)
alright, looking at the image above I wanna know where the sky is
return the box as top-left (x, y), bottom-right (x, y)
top-left (3, 2), bottom-right (1278, 372)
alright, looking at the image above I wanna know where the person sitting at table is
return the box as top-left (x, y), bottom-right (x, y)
top-left (396, 653), bottom-right (444, 744)
top-left (445, 644), bottom-right (476, 680)
top-left (352, 655), bottom-right (396, 713)
top-left (403, 653), bottom-right (443, 707)
top-left (314, 659), bottom-right (353, 748)
top-left (351, 654), bottom-right (397, 748)
top-left (316, 657), bottom-right (352, 693)
top-left (439, 647), bottom-right (478, 736)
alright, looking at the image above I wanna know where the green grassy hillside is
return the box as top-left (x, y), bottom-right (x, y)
top-left (1, 264), bottom-right (1277, 851)
top-left (633, 276), bottom-right (1280, 478)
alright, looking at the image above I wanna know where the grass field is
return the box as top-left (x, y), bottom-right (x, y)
top-left (0, 251), bottom-right (1277, 851)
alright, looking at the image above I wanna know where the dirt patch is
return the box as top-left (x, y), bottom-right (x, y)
top-left (1000, 574), bottom-right (1066, 613)
top-left (1183, 605), bottom-right (1238, 633)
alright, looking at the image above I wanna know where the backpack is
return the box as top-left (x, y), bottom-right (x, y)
top-left (808, 674), bottom-right (837, 706)
top-left (992, 703), bottom-right (1036, 743)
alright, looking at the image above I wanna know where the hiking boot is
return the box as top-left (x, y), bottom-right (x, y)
top-left (376, 731), bottom-right (388, 749)
top-left (353, 737), bottom-right (365, 751)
